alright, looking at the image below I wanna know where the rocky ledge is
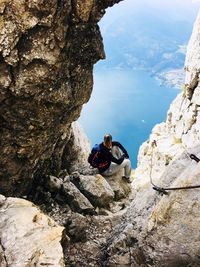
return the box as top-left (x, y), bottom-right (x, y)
top-left (0, 168), bottom-right (133, 267)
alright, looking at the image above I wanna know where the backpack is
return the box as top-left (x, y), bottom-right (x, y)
top-left (88, 144), bottom-right (108, 169)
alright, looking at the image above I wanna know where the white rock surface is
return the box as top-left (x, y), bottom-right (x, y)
top-left (78, 174), bottom-right (115, 207)
top-left (0, 195), bottom-right (65, 267)
top-left (62, 177), bottom-right (95, 213)
top-left (104, 9), bottom-right (200, 266)
top-left (105, 169), bottom-right (132, 200)
top-left (62, 121), bottom-right (92, 172)
top-left (71, 121), bottom-right (91, 162)
top-left (185, 10), bottom-right (200, 85)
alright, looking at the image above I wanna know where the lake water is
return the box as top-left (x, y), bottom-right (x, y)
top-left (79, 68), bottom-right (179, 167)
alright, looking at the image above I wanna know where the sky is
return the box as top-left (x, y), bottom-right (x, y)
top-left (103, 0), bottom-right (200, 25)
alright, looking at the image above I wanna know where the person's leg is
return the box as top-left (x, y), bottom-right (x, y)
top-left (102, 158), bottom-right (131, 178)
top-left (102, 162), bottom-right (122, 176)
top-left (123, 158), bottom-right (131, 178)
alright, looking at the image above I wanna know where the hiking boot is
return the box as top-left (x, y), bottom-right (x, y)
top-left (122, 176), bottom-right (132, 183)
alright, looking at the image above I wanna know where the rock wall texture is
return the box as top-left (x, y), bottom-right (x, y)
top-left (0, 157), bottom-right (132, 267)
top-left (101, 10), bottom-right (200, 267)
top-left (0, 0), bottom-right (122, 196)
top-left (0, 194), bottom-right (65, 267)
top-left (61, 121), bottom-right (91, 173)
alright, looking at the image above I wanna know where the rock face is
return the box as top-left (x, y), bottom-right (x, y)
top-left (105, 169), bottom-right (132, 200)
top-left (135, 10), bottom-right (200, 190)
top-left (0, 195), bottom-right (65, 267)
top-left (102, 10), bottom-right (200, 266)
top-left (62, 121), bottom-right (91, 173)
top-left (26, 167), bottom-right (133, 266)
top-left (71, 173), bottom-right (115, 207)
top-left (0, 0), bottom-right (123, 197)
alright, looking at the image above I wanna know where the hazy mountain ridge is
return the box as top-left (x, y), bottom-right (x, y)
top-left (99, 13), bottom-right (192, 88)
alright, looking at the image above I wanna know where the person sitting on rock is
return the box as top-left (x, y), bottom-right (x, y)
top-left (98, 134), bottom-right (132, 183)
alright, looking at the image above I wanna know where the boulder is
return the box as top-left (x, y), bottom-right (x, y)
top-left (46, 175), bottom-right (63, 192)
top-left (71, 174), bottom-right (115, 208)
top-left (105, 169), bottom-right (132, 200)
top-left (0, 195), bottom-right (65, 267)
top-left (62, 122), bottom-right (92, 173)
top-left (62, 177), bottom-right (95, 214)
top-left (64, 213), bottom-right (89, 242)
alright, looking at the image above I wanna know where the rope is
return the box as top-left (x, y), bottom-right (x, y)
top-left (181, 142), bottom-right (200, 163)
top-left (149, 140), bottom-right (200, 195)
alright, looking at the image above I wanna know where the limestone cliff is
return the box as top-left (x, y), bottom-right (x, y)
top-left (0, 195), bottom-right (65, 267)
top-left (0, 0), bottom-right (122, 196)
top-left (102, 10), bottom-right (200, 267)
top-left (135, 10), bottom-right (200, 190)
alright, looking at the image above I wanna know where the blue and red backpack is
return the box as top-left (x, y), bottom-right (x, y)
top-left (88, 144), bottom-right (108, 169)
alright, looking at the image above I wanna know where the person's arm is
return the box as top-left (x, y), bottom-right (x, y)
top-left (112, 141), bottom-right (129, 158)
top-left (104, 147), bottom-right (124, 164)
